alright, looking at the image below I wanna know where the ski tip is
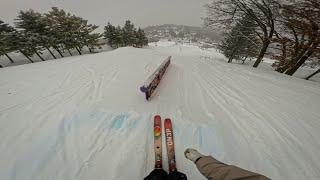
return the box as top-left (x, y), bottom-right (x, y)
top-left (164, 118), bottom-right (171, 122)
top-left (164, 118), bottom-right (172, 126)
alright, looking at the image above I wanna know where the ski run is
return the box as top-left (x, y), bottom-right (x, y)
top-left (0, 41), bottom-right (320, 180)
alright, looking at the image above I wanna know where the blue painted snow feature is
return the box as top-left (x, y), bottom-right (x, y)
top-left (10, 110), bottom-right (107, 180)
top-left (111, 114), bottom-right (129, 129)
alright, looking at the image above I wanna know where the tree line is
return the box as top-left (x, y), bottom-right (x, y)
top-left (104, 21), bottom-right (148, 49)
top-left (205, 0), bottom-right (320, 79)
top-left (0, 7), bottom-right (148, 64)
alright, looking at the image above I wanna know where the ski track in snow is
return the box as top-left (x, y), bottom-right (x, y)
top-left (0, 44), bottom-right (320, 180)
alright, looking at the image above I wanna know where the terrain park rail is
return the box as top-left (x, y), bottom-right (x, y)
top-left (140, 56), bottom-right (171, 100)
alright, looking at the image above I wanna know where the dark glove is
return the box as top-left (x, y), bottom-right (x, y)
top-left (167, 171), bottom-right (187, 180)
top-left (144, 169), bottom-right (168, 180)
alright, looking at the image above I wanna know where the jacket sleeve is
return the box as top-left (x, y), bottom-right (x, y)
top-left (195, 156), bottom-right (271, 180)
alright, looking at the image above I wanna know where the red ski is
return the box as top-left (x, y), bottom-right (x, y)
top-left (164, 118), bottom-right (177, 173)
top-left (154, 115), bottom-right (163, 169)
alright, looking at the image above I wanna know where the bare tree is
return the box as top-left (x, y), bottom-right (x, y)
top-left (280, 0), bottom-right (320, 75)
top-left (204, 0), bottom-right (279, 67)
top-left (305, 68), bottom-right (320, 80)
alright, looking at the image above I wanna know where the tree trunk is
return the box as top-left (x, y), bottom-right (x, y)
top-left (54, 47), bottom-right (64, 57)
top-left (242, 56), bottom-right (247, 64)
top-left (5, 53), bottom-right (14, 63)
top-left (75, 47), bottom-right (82, 55)
top-left (67, 49), bottom-right (73, 56)
top-left (253, 39), bottom-right (270, 68)
top-left (20, 50), bottom-right (34, 63)
top-left (276, 65), bottom-right (288, 73)
top-left (46, 47), bottom-right (57, 59)
top-left (285, 43), bottom-right (317, 76)
top-left (228, 52), bottom-right (235, 63)
top-left (276, 60), bottom-right (292, 73)
top-left (277, 46), bottom-right (309, 73)
top-left (35, 51), bottom-right (45, 61)
top-left (87, 45), bottom-right (93, 53)
top-left (275, 42), bottom-right (288, 73)
top-left (305, 68), bottom-right (320, 80)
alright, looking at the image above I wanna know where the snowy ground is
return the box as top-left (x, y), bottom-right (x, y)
top-left (0, 44), bottom-right (112, 68)
top-left (0, 42), bottom-right (320, 180)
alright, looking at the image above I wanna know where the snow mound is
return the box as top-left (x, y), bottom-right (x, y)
top-left (0, 45), bottom-right (320, 180)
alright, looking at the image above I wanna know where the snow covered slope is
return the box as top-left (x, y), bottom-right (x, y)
top-left (0, 44), bottom-right (320, 180)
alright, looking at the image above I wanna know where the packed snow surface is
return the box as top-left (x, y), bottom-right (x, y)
top-left (1, 42), bottom-right (320, 180)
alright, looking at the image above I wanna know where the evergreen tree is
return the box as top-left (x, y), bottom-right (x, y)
top-left (1, 7), bottom-right (103, 66)
top-left (9, 31), bottom-right (35, 63)
top-left (46, 8), bottom-right (101, 55)
top-left (85, 33), bottom-right (103, 53)
top-left (78, 21), bottom-right (103, 53)
top-left (220, 15), bottom-right (261, 63)
top-left (66, 15), bottom-right (86, 55)
top-left (104, 23), bottom-right (125, 48)
top-left (0, 20), bottom-right (15, 63)
top-left (114, 26), bottom-right (124, 48)
top-left (45, 7), bottom-right (70, 57)
top-left (104, 23), bottom-right (117, 48)
top-left (15, 10), bottom-right (48, 61)
top-left (142, 30), bottom-right (148, 46)
top-left (135, 28), bottom-right (148, 47)
top-left (122, 20), bottom-right (136, 46)
top-left (104, 21), bottom-right (147, 49)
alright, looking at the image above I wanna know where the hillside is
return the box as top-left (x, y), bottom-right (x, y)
top-left (144, 24), bottom-right (221, 46)
top-left (0, 42), bottom-right (320, 179)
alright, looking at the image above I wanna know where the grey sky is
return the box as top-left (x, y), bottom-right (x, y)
top-left (1, 0), bottom-right (210, 30)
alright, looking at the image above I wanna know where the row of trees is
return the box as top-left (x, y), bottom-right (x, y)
top-left (1, 8), bottom-right (148, 65)
top-left (205, 0), bottom-right (320, 78)
top-left (0, 7), bottom-right (102, 63)
top-left (104, 20), bottom-right (148, 49)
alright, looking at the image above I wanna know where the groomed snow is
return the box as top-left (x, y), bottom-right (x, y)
top-left (0, 43), bottom-right (320, 180)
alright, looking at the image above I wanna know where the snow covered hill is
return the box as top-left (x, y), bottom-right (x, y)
top-left (144, 24), bottom-right (221, 45)
top-left (0, 42), bottom-right (320, 180)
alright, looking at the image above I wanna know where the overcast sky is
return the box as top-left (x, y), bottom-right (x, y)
top-left (0, 0), bottom-right (210, 30)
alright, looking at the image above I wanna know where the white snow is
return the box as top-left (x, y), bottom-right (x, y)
top-left (0, 42), bottom-right (320, 180)
top-left (0, 44), bottom-right (113, 68)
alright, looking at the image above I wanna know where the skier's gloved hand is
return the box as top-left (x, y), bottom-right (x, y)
top-left (184, 148), bottom-right (204, 164)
